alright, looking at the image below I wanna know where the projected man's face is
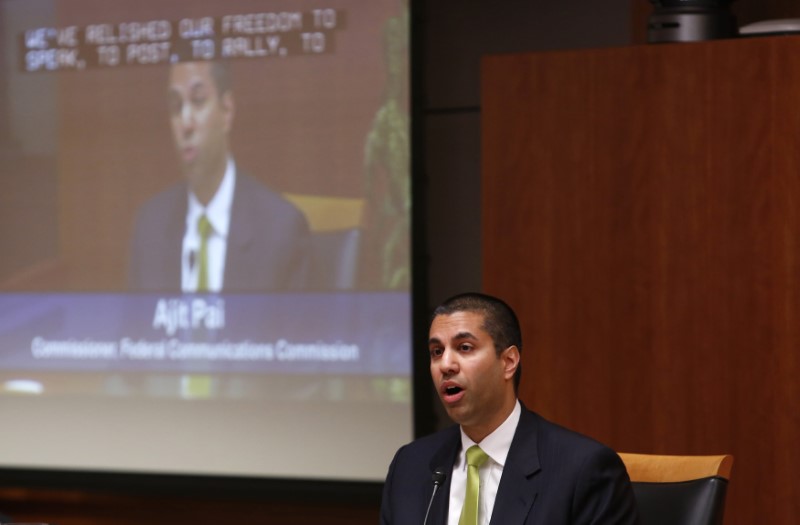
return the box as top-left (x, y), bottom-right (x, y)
top-left (168, 62), bottom-right (234, 203)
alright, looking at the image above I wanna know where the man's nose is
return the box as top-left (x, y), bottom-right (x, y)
top-left (438, 348), bottom-right (459, 375)
top-left (179, 104), bottom-right (194, 134)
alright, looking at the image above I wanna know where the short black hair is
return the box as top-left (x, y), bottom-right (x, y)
top-left (431, 292), bottom-right (522, 391)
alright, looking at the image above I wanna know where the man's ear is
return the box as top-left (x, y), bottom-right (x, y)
top-left (221, 91), bottom-right (235, 134)
top-left (501, 345), bottom-right (520, 381)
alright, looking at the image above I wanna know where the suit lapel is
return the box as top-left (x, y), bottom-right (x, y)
top-left (165, 184), bottom-right (187, 288)
top-left (489, 408), bottom-right (541, 525)
top-left (224, 170), bottom-right (255, 286)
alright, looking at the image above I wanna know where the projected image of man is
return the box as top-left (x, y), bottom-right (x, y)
top-left (128, 61), bottom-right (310, 292)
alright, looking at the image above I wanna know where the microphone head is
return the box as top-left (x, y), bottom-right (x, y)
top-left (432, 467), bottom-right (447, 486)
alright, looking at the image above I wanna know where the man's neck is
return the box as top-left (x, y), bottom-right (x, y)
top-left (190, 159), bottom-right (229, 205)
top-left (462, 396), bottom-right (518, 443)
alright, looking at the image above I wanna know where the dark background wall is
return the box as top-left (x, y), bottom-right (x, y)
top-left (423, 0), bottom-right (631, 310)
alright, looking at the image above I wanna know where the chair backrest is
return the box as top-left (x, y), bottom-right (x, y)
top-left (283, 193), bottom-right (363, 233)
top-left (618, 453), bottom-right (734, 525)
top-left (308, 228), bottom-right (361, 290)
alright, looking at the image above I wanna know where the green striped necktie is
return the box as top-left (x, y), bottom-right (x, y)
top-left (196, 214), bottom-right (212, 292)
top-left (459, 445), bottom-right (489, 525)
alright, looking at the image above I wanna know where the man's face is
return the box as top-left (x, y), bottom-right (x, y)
top-left (428, 311), bottom-right (518, 442)
top-left (168, 62), bottom-right (233, 189)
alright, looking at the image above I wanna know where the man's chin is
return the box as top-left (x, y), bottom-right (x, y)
top-left (179, 164), bottom-right (201, 182)
top-left (443, 405), bottom-right (470, 425)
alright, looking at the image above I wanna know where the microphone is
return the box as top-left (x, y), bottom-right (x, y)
top-left (423, 467), bottom-right (447, 525)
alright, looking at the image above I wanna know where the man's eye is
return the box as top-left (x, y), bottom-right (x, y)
top-left (190, 85), bottom-right (209, 108)
top-left (459, 344), bottom-right (473, 352)
top-left (429, 347), bottom-right (443, 358)
top-left (191, 94), bottom-right (207, 108)
top-left (169, 95), bottom-right (182, 116)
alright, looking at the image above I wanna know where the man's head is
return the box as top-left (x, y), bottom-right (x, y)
top-left (428, 292), bottom-right (522, 442)
top-left (432, 293), bottom-right (523, 388)
top-left (168, 61), bottom-right (234, 203)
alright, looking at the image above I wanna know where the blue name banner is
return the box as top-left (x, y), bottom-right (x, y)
top-left (0, 292), bottom-right (411, 375)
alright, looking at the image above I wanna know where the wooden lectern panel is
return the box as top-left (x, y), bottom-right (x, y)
top-left (0, 485), bottom-right (379, 525)
top-left (482, 36), bottom-right (800, 525)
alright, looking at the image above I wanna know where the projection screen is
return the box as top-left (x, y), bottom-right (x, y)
top-left (0, 0), bottom-right (412, 483)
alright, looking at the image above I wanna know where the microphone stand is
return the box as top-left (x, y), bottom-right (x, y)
top-left (423, 468), bottom-right (447, 525)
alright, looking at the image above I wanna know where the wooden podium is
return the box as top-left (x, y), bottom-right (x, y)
top-left (482, 36), bottom-right (800, 525)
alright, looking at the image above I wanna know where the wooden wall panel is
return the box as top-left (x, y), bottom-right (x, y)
top-left (482, 36), bottom-right (800, 524)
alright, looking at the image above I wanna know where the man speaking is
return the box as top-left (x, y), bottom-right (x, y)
top-left (380, 292), bottom-right (639, 524)
top-left (128, 60), bottom-right (310, 292)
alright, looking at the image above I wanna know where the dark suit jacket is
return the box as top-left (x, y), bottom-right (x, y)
top-left (128, 170), bottom-right (310, 292)
top-left (380, 405), bottom-right (639, 524)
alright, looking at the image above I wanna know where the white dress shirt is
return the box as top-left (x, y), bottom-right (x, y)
top-left (448, 400), bottom-right (522, 525)
top-left (181, 159), bottom-right (235, 292)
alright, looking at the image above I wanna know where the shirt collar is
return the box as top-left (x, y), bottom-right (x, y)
top-left (459, 399), bottom-right (521, 468)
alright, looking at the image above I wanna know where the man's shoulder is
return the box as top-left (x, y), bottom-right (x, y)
top-left (394, 424), bottom-right (456, 453)
top-left (526, 409), bottom-right (607, 447)
top-left (391, 424), bottom-right (460, 465)
top-left (410, 424), bottom-right (461, 449)
top-left (234, 171), bottom-right (306, 221)
top-left (521, 408), bottom-right (622, 468)
top-left (235, 171), bottom-right (292, 206)
top-left (133, 182), bottom-right (185, 225)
